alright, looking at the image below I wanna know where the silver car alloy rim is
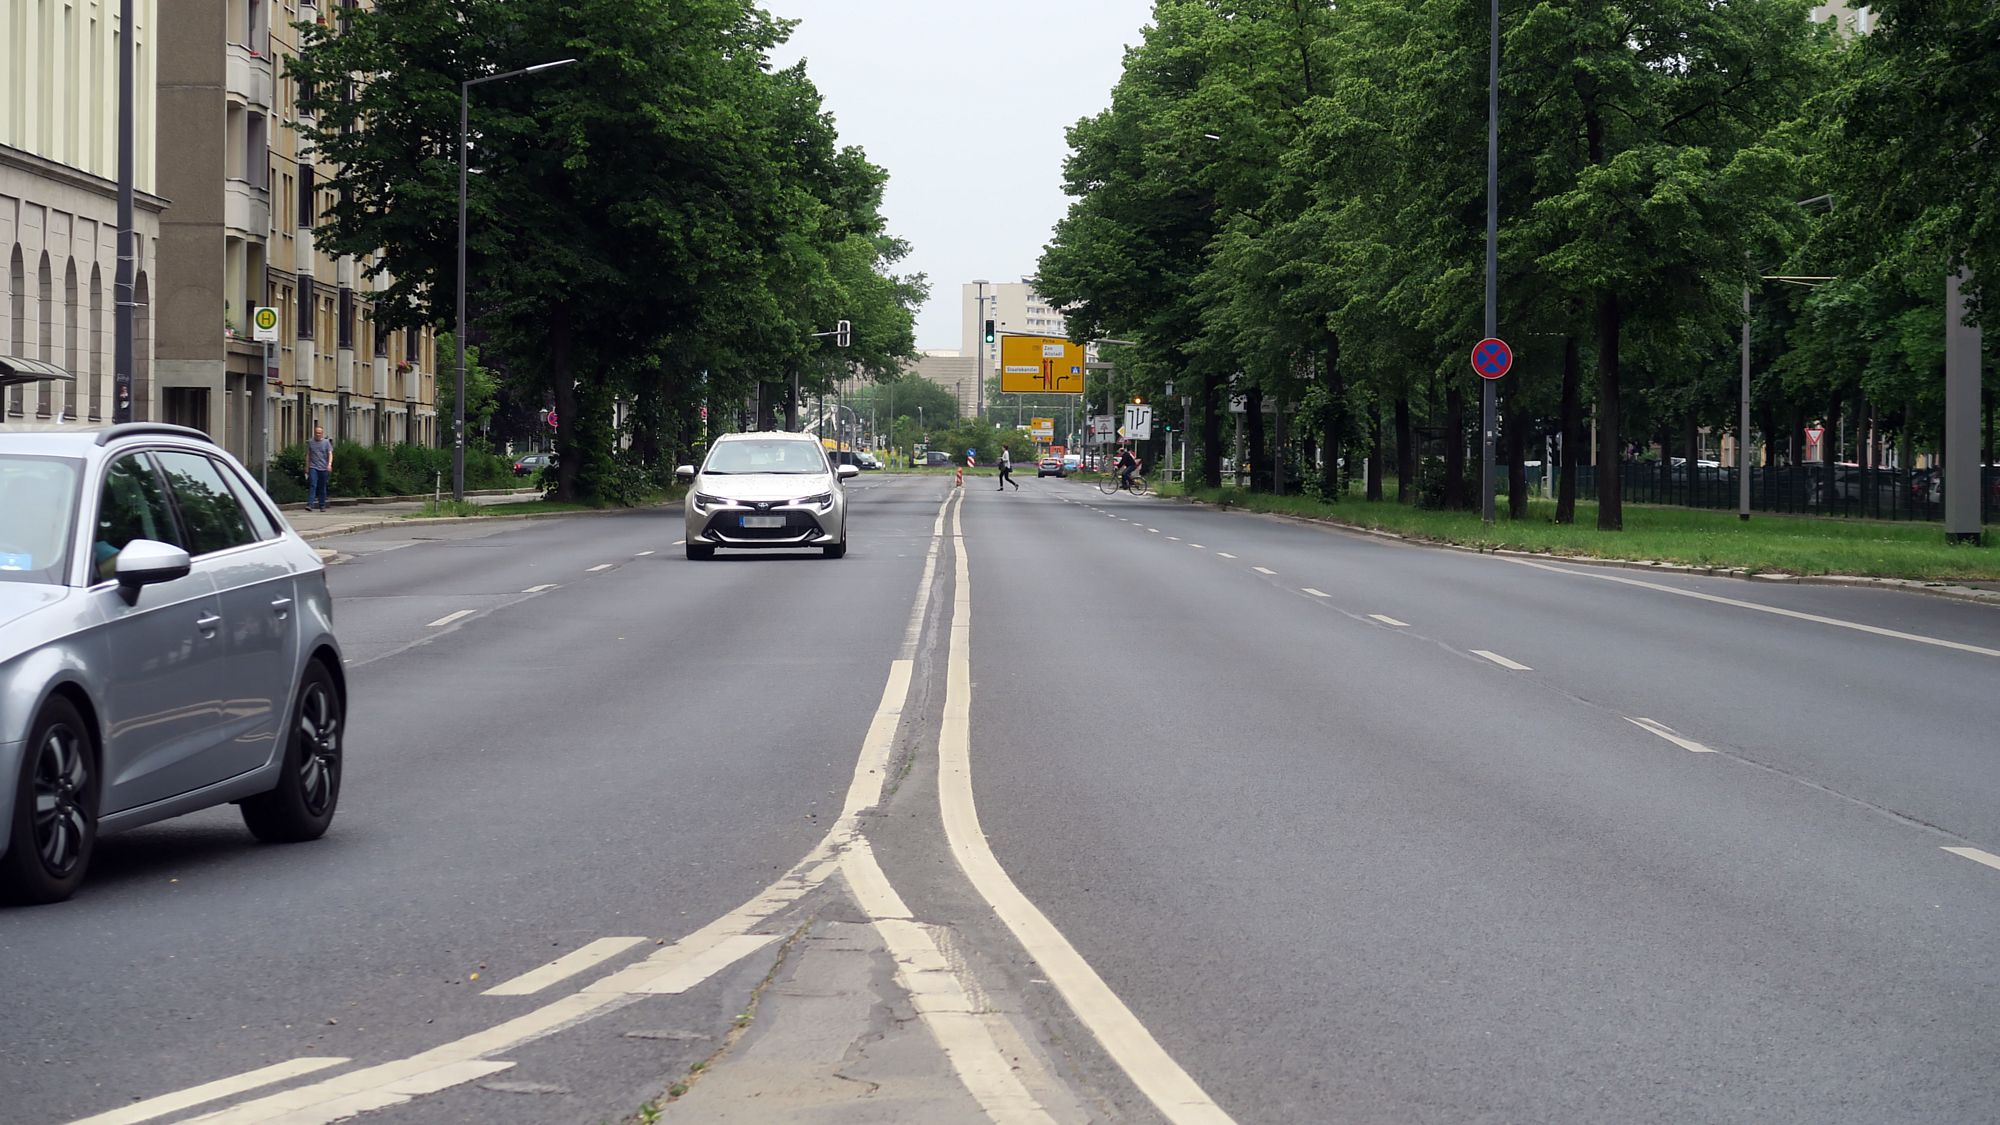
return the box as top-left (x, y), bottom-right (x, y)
top-left (32, 721), bottom-right (90, 878)
top-left (297, 683), bottom-right (341, 817)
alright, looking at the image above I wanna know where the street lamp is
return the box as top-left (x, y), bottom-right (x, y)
top-left (971, 279), bottom-right (990, 423)
top-left (455, 57), bottom-right (577, 500)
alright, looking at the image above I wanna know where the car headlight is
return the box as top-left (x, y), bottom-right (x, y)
top-left (693, 492), bottom-right (732, 509)
top-left (794, 492), bottom-right (834, 509)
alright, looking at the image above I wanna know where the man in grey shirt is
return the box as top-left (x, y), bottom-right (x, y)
top-left (306, 424), bottom-right (334, 511)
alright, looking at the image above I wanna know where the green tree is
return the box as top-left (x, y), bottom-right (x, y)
top-left (433, 331), bottom-right (498, 441)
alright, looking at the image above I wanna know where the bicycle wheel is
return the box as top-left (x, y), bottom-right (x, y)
top-left (1130, 476), bottom-right (1149, 496)
top-left (1099, 473), bottom-right (1121, 495)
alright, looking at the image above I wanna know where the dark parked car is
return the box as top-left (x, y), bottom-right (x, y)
top-left (513, 452), bottom-right (555, 477)
top-left (922, 450), bottom-right (952, 467)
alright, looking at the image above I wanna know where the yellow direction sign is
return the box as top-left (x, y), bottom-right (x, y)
top-left (999, 335), bottom-right (1086, 395)
top-left (1030, 417), bottom-right (1054, 439)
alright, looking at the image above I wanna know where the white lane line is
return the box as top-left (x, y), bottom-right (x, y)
top-left (1189, 544), bottom-right (1205, 549)
top-left (1216, 552), bottom-right (1236, 559)
top-left (626, 933), bottom-right (779, 995)
top-left (1148, 528), bottom-right (1161, 533)
top-left (843, 844), bottom-right (1055, 1123)
top-left (587, 563), bottom-right (614, 572)
top-left (1471, 649), bottom-right (1532, 671)
top-left (635, 550), bottom-right (656, 557)
top-left (1166, 535), bottom-right (1181, 541)
top-left (243, 1061), bottom-right (516, 1125)
top-left (482, 937), bottom-right (649, 996)
top-left (1252, 566), bottom-right (1276, 575)
top-left (168, 495), bottom-right (964, 1125)
top-left (1302, 588), bottom-right (1330, 598)
top-left (1943, 847), bottom-right (2000, 873)
top-left (1369, 614), bottom-right (1410, 627)
top-left (521, 584), bottom-right (557, 594)
top-left (1625, 717), bottom-right (1717, 754)
top-left (942, 502), bottom-right (1236, 1125)
top-left (66, 1058), bottom-right (350, 1125)
top-left (426, 609), bottom-right (475, 628)
top-left (674, 539), bottom-right (686, 545)
top-left (1508, 558), bottom-right (2000, 659)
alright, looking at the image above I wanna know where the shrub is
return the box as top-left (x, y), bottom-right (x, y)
top-left (1414, 455), bottom-right (1450, 510)
top-left (268, 441), bottom-right (515, 503)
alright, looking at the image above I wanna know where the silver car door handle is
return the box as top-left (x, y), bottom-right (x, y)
top-left (270, 597), bottom-right (293, 619)
top-left (196, 613), bottom-right (223, 637)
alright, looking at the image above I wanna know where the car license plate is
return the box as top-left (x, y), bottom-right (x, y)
top-left (741, 515), bottom-right (785, 528)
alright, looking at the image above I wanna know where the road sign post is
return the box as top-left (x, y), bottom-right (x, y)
top-left (253, 307), bottom-right (279, 489)
top-left (1473, 337), bottom-right (1510, 524)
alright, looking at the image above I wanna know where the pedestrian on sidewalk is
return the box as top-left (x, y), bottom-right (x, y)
top-left (997, 447), bottom-right (1018, 491)
top-left (306, 424), bottom-right (334, 511)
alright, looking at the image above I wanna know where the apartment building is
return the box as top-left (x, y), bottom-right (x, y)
top-left (154, 0), bottom-right (436, 465)
top-left (0, 0), bottom-right (162, 426)
top-left (960, 280), bottom-right (1068, 392)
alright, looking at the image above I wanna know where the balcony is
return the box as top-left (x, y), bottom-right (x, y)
top-left (226, 42), bottom-right (274, 112)
top-left (224, 178), bottom-right (271, 240)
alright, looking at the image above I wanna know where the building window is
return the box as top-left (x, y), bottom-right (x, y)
top-left (298, 164), bottom-right (315, 227)
top-left (337, 288), bottom-right (354, 349)
top-left (373, 315), bottom-right (389, 356)
top-left (296, 276), bottom-right (314, 338)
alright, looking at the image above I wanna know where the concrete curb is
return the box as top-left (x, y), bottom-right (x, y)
top-left (1171, 497), bottom-right (2000, 608)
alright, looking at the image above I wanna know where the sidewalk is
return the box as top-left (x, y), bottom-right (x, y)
top-left (284, 489), bottom-right (542, 544)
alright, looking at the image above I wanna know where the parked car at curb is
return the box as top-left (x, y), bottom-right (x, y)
top-left (0, 423), bottom-right (345, 904)
top-left (512, 452), bottom-right (554, 477)
top-left (676, 432), bottom-right (859, 560)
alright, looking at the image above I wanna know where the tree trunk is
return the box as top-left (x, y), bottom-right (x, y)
top-left (1684, 411), bottom-right (1701, 506)
top-left (1366, 400), bottom-right (1384, 502)
top-left (1444, 384), bottom-right (1467, 509)
top-left (1595, 290), bottom-right (1623, 531)
top-left (1245, 387), bottom-right (1267, 491)
top-left (1201, 370), bottom-right (1224, 489)
top-left (1556, 335), bottom-right (1579, 523)
top-left (550, 303), bottom-right (579, 503)
top-left (1658, 422), bottom-right (1672, 503)
top-left (1861, 396), bottom-right (1877, 517)
top-left (1505, 395), bottom-right (1527, 518)
top-left (1322, 332), bottom-right (1345, 499)
top-left (1395, 395), bottom-right (1414, 504)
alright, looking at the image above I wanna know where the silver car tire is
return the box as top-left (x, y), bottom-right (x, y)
top-left (240, 662), bottom-right (343, 844)
top-left (2, 696), bottom-right (97, 905)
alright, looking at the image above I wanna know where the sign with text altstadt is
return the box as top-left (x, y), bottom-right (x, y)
top-left (999, 335), bottom-right (1086, 394)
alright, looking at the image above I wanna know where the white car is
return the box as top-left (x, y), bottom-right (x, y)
top-left (677, 433), bottom-right (859, 560)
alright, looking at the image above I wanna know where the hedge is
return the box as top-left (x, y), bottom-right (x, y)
top-left (262, 442), bottom-right (517, 504)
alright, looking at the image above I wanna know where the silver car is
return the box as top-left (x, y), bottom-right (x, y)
top-left (677, 432), bottom-right (859, 560)
top-left (0, 423), bottom-right (344, 904)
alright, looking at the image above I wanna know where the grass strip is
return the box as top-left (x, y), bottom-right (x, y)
top-left (1157, 484), bottom-right (2000, 583)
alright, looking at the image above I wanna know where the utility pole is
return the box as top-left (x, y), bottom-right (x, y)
top-left (113, 0), bottom-right (136, 423)
top-left (1480, 0), bottom-right (1499, 524)
top-left (1739, 284), bottom-right (1752, 520)
top-left (1945, 269), bottom-right (1984, 543)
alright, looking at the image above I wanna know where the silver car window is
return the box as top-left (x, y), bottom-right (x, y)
top-left (213, 456), bottom-right (283, 541)
top-left (156, 450), bottom-right (258, 557)
top-left (0, 454), bottom-right (82, 584)
top-left (94, 454), bottom-right (183, 583)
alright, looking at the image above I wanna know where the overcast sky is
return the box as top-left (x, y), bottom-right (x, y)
top-left (765, 0), bottom-right (1154, 350)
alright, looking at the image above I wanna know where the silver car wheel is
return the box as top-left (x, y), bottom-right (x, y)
top-left (297, 680), bottom-right (341, 818)
top-left (32, 721), bottom-right (91, 879)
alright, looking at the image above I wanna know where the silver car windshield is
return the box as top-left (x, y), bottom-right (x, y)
top-left (703, 440), bottom-right (829, 475)
top-left (0, 454), bottom-right (82, 585)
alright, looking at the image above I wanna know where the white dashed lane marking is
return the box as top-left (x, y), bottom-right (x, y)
top-left (1369, 614), bottom-right (1409, 627)
top-left (482, 937), bottom-right (650, 997)
top-left (522, 584), bottom-right (557, 594)
top-left (426, 610), bottom-right (475, 628)
top-left (1625, 717), bottom-right (1717, 754)
top-left (587, 563), bottom-right (614, 572)
top-left (1252, 567), bottom-right (1276, 575)
top-left (1471, 649), bottom-right (1532, 671)
top-left (1943, 847), bottom-right (2000, 874)
top-left (1302, 588), bottom-right (1330, 598)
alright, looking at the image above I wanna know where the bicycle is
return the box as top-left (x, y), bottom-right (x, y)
top-left (1098, 471), bottom-right (1149, 496)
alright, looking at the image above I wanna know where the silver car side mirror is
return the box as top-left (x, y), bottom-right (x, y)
top-left (674, 465), bottom-right (697, 481)
top-left (836, 464), bottom-right (860, 481)
top-left (113, 539), bottom-right (192, 605)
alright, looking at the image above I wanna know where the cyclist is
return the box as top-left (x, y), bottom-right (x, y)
top-left (1115, 445), bottom-right (1140, 492)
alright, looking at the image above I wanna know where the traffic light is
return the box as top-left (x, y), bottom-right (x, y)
top-left (983, 320), bottom-right (995, 345)
top-left (835, 319), bottom-right (851, 348)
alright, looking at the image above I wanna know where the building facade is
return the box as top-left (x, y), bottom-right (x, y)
top-left (153, 0), bottom-right (435, 467)
top-left (960, 280), bottom-right (1068, 394)
top-left (1, 0), bottom-right (162, 427)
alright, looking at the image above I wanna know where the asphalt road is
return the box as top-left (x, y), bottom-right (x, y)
top-left (0, 474), bottom-right (955, 1125)
top-left (940, 480), bottom-right (2000, 1124)
top-left (7, 470), bottom-right (1999, 1124)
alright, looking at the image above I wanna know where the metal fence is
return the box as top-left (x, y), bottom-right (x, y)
top-left (1566, 464), bottom-right (2000, 522)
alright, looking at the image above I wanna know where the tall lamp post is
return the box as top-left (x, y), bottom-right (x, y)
top-left (1480, 0), bottom-right (1500, 524)
top-left (971, 280), bottom-right (990, 422)
top-left (455, 57), bottom-right (577, 500)
top-left (113, 0), bottom-right (136, 422)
